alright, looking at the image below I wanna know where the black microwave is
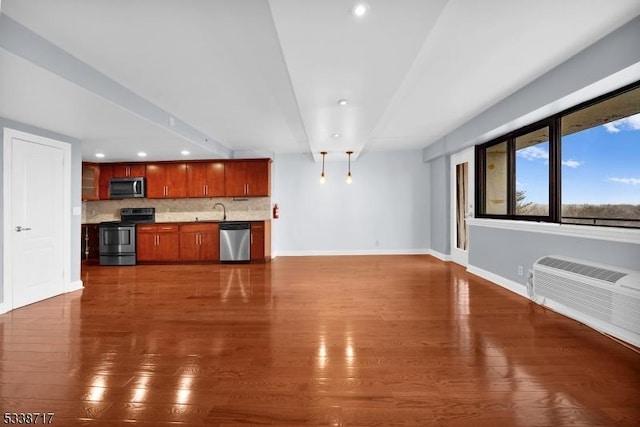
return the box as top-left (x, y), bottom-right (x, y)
top-left (109, 177), bottom-right (146, 199)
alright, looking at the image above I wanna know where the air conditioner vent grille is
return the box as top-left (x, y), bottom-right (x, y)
top-left (537, 256), bottom-right (627, 283)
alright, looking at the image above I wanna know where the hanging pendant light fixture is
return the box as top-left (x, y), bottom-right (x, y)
top-left (319, 151), bottom-right (327, 184)
top-left (346, 151), bottom-right (353, 184)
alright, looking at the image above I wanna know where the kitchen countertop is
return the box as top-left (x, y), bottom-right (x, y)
top-left (83, 218), bottom-right (270, 225)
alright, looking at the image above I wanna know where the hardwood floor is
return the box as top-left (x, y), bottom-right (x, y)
top-left (1, 255), bottom-right (638, 426)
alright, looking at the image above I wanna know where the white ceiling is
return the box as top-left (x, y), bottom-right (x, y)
top-left (1, 0), bottom-right (639, 162)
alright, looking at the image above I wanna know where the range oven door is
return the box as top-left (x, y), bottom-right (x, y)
top-left (99, 223), bottom-right (136, 265)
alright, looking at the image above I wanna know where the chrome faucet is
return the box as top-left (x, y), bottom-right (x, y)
top-left (213, 202), bottom-right (227, 221)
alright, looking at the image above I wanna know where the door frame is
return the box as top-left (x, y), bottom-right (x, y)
top-left (450, 147), bottom-right (475, 267)
top-left (2, 127), bottom-right (72, 314)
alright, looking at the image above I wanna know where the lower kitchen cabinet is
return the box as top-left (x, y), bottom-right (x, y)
top-left (137, 224), bottom-right (179, 262)
top-left (131, 221), bottom-right (269, 264)
top-left (250, 221), bottom-right (271, 262)
top-left (179, 223), bottom-right (219, 261)
top-left (81, 224), bottom-right (100, 264)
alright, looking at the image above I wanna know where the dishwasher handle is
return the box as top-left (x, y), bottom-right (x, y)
top-left (219, 222), bottom-right (250, 231)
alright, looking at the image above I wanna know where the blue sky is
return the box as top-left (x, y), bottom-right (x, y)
top-left (516, 113), bottom-right (640, 205)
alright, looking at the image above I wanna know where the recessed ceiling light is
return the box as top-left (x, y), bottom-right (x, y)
top-left (181, 150), bottom-right (190, 155)
top-left (337, 99), bottom-right (349, 106)
top-left (137, 152), bottom-right (147, 157)
top-left (352, 3), bottom-right (369, 17)
top-left (332, 133), bottom-right (341, 138)
top-left (95, 153), bottom-right (105, 158)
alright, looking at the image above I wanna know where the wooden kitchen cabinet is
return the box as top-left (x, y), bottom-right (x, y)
top-left (250, 221), bottom-right (271, 262)
top-left (179, 223), bottom-right (219, 261)
top-left (186, 162), bottom-right (225, 198)
top-left (224, 159), bottom-right (271, 197)
top-left (146, 163), bottom-right (187, 198)
top-left (81, 224), bottom-right (100, 264)
top-left (98, 164), bottom-right (113, 199)
top-left (81, 163), bottom-right (101, 201)
top-left (95, 163), bottom-right (146, 200)
top-left (112, 163), bottom-right (146, 178)
top-left (137, 224), bottom-right (179, 262)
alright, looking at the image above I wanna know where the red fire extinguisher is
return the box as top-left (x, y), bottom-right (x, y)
top-left (273, 203), bottom-right (279, 219)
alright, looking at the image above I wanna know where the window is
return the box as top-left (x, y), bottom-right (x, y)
top-left (476, 81), bottom-right (639, 228)
top-left (560, 86), bottom-right (640, 228)
top-left (515, 126), bottom-right (550, 216)
top-left (484, 141), bottom-right (507, 215)
top-left (478, 123), bottom-right (554, 221)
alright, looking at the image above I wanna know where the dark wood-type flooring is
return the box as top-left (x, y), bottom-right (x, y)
top-left (1, 256), bottom-right (639, 426)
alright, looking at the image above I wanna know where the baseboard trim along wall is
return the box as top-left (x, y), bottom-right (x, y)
top-left (68, 280), bottom-right (84, 293)
top-left (466, 264), bottom-right (529, 299)
top-left (0, 280), bottom-right (85, 315)
top-left (428, 249), bottom-right (451, 262)
top-left (274, 249), bottom-right (430, 257)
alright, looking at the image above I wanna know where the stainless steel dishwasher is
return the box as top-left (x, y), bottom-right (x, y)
top-left (219, 222), bottom-right (250, 262)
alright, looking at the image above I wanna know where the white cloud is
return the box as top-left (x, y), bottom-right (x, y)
top-left (604, 122), bottom-right (621, 133)
top-left (517, 146), bottom-right (548, 161)
top-left (562, 159), bottom-right (583, 168)
top-left (609, 177), bottom-right (640, 185)
top-left (603, 112), bottom-right (640, 133)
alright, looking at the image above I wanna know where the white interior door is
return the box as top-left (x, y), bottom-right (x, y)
top-left (450, 148), bottom-right (474, 267)
top-left (4, 129), bottom-right (67, 310)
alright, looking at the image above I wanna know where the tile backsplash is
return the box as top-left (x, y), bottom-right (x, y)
top-left (83, 197), bottom-right (271, 224)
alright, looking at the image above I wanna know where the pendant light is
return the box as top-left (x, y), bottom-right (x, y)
top-left (319, 151), bottom-right (327, 184)
top-left (346, 151), bottom-right (353, 184)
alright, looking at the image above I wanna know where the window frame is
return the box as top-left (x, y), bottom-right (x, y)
top-left (475, 80), bottom-right (640, 228)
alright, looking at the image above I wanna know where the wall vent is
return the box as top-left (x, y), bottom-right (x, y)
top-left (532, 255), bottom-right (640, 347)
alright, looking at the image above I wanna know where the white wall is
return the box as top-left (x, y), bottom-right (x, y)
top-left (272, 150), bottom-right (430, 256)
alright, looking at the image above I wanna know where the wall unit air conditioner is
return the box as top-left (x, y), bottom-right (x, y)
top-left (531, 255), bottom-right (640, 347)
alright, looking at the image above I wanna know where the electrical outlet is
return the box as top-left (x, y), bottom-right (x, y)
top-left (517, 265), bottom-right (524, 276)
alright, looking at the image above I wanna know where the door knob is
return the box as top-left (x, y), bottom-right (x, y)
top-left (15, 226), bottom-right (32, 232)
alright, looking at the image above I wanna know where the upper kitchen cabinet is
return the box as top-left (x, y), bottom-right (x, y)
top-left (224, 159), bottom-right (271, 197)
top-left (146, 163), bottom-right (187, 198)
top-left (186, 162), bottom-right (225, 198)
top-left (98, 164), bottom-right (113, 199)
top-left (81, 163), bottom-right (100, 201)
top-left (112, 163), bottom-right (146, 178)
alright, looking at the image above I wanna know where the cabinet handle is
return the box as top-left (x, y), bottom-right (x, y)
top-left (251, 232), bottom-right (253, 245)
top-left (205, 184), bottom-right (209, 195)
top-left (203, 184), bottom-right (207, 196)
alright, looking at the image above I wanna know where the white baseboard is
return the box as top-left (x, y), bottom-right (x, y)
top-left (428, 249), bottom-right (451, 262)
top-left (0, 280), bottom-right (83, 315)
top-left (467, 264), bottom-right (529, 299)
top-left (67, 280), bottom-right (84, 293)
top-left (274, 249), bottom-right (430, 257)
